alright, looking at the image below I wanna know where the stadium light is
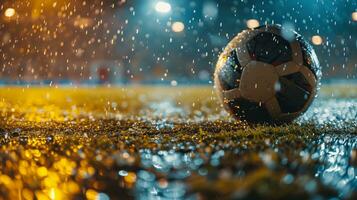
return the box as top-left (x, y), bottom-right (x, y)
top-left (155, 1), bottom-right (171, 13)
top-left (4, 8), bottom-right (15, 18)
top-left (246, 19), bottom-right (259, 29)
top-left (352, 12), bottom-right (357, 21)
top-left (172, 21), bottom-right (185, 32)
top-left (311, 35), bottom-right (323, 45)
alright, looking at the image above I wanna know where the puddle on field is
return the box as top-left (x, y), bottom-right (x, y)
top-left (125, 98), bottom-right (357, 199)
top-left (130, 134), bottom-right (356, 199)
top-left (314, 134), bottom-right (357, 198)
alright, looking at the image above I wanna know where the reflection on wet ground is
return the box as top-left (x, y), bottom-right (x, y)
top-left (0, 87), bottom-right (355, 199)
top-left (133, 133), bottom-right (357, 199)
top-left (315, 134), bottom-right (356, 197)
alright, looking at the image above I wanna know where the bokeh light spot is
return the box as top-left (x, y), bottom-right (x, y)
top-left (352, 12), bottom-right (357, 21)
top-left (155, 1), bottom-right (171, 13)
top-left (86, 189), bottom-right (98, 200)
top-left (311, 35), bottom-right (323, 45)
top-left (246, 19), bottom-right (260, 29)
top-left (172, 22), bottom-right (185, 32)
top-left (4, 8), bottom-right (15, 18)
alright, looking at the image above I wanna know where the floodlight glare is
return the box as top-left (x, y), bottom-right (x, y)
top-left (155, 1), bottom-right (171, 13)
top-left (172, 22), bottom-right (185, 32)
top-left (352, 12), bottom-right (357, 21)
top-left (311, 35), bottom-right (323, 45)
top-left (246, 19), bottom-right (260, 29)
top-left (4, 8), bottom-right (15, 18)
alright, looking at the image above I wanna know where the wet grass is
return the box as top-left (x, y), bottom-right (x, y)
top-left (0, 86), bottom-right (356, 200)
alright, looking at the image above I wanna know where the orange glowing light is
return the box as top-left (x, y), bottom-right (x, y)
top-left (86, 189), bottom-right (98, 200)
top-left (37, 167), bottom-right (48, 177)
top-left (124, 172), bottom-right (137, 184)
top-left (352, 12), bottom-right (357, 21)
top-left (172, 22), bottom-right (185, 32)
top-left (311, 35), bottom-right (323, 45)
top-left (4, 8), bottom-right (15, 18)
top-left (246, 19), bottom-right (260, 29)
top-left (74, 17), bottom-right (94, 29)
top-left (155, 1), bottom-right (171, 13)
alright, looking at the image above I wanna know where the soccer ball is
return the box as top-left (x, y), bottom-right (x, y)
top-left (214, 24), bottom-right (321, 124)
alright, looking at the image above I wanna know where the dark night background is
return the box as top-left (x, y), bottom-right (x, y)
top-left (0, 0), bottom-right (356, 85)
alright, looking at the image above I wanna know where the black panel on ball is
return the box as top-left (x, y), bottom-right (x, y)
top-left (227, 98), bottom-right (272, 123)
top-left (246, 32), bottom-right (292, 66)
top-left (297, 36), bottom-right (320, 79)
top-left (284, 72), bottom-right (313, 93)
top-left (276, 72), bottom-right (312, 113)
top-left (218, 49), bottom-right (243, 90)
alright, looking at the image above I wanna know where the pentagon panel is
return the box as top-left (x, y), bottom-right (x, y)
top-left (246, 32), bottom-right (292, 66)
top-left (276, 72), bottom-right (312, 113)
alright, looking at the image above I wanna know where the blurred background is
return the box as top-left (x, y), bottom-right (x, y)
top-left (0, 0), bottom-right (356, 86)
